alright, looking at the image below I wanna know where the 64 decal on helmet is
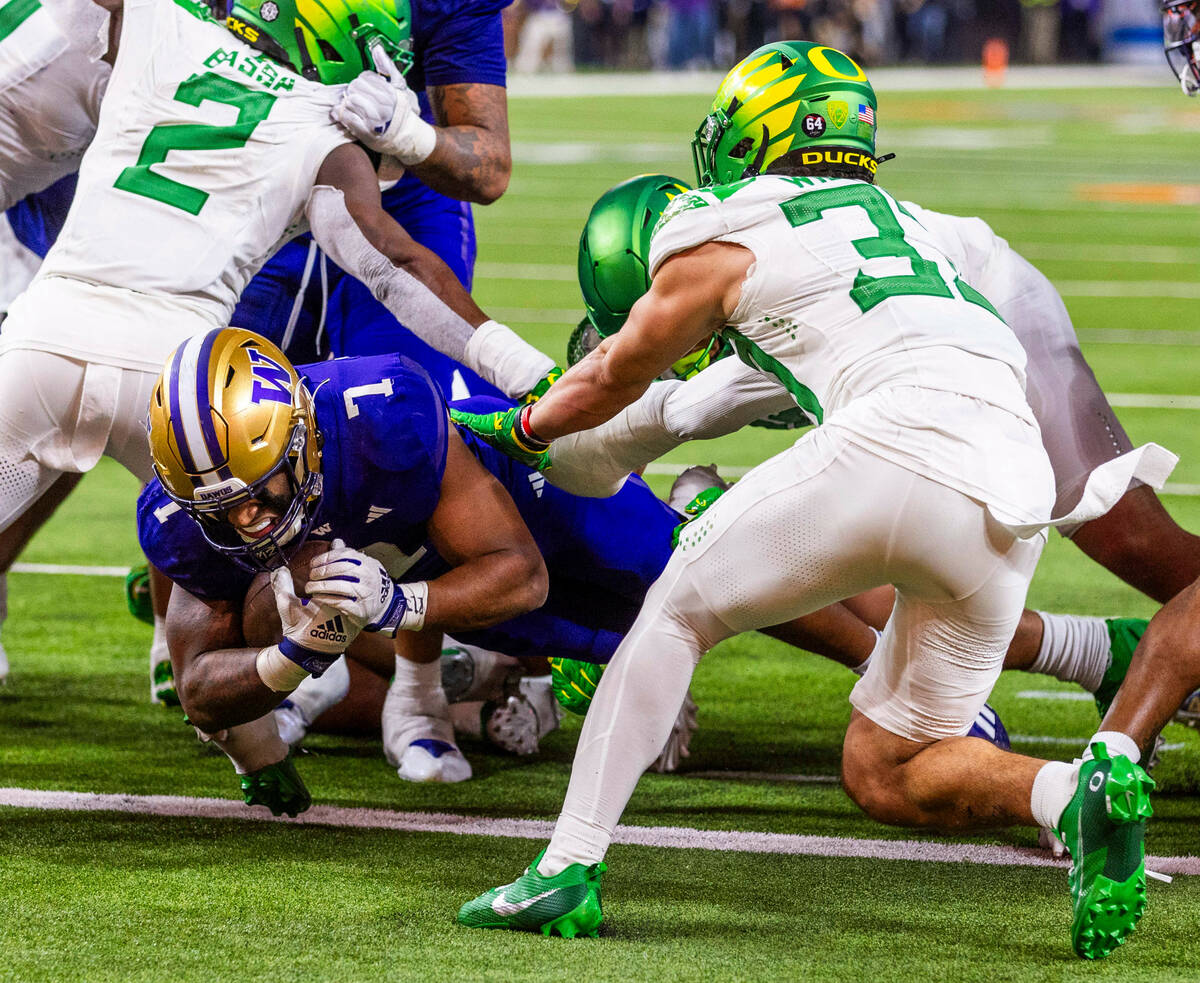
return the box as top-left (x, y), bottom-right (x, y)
top-left (690, 40), bottom-right (881, 186)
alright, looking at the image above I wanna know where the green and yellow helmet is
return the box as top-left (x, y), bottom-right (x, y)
top-left (691, 41), bottom-right (877, 186)
top-left (573, 173), bottom-right (719, 380)
top-left (578, 173), bottom-right (693, 338)
top-left (208, 0), bottom-right (413, 85)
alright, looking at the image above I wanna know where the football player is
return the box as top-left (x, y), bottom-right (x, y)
top-left (1, 0), bottom-right (527, 701)
top-left (0, 0), bottom-right (554, 689)
top-left (556, 172), bottom-right (1197, 708)
top-left (1163, 0), bottom-right (1199, 95)
top-left (139, 328), bottom-right (681, 788)
top-left (455, 43), bottom-right (1165, 957)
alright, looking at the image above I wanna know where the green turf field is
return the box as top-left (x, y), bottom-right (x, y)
top-left (3, 77), bottom-right (1200, 981)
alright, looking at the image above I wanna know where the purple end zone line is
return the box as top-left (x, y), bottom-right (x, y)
top-left (3, 788), bottom-right (1198, 875)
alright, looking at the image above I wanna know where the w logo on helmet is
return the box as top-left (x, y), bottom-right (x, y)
top-left (249, 349), bottom-right (292, 405)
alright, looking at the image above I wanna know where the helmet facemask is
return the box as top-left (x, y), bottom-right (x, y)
top-left (1164, 0), bottom-right (1200, 95)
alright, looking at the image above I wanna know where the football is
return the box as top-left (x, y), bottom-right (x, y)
top-left (240, 539), bottom-right (332, 648)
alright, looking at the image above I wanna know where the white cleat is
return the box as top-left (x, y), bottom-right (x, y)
top-left (483, 675), bottom-right (563, 755)
top-left (1038, 825), bottom-right (1068, 859)
top-left (383, 675), bottom-right (472, 783)
top-left (395, 737), bottom-right (473, 783)
top-left (0, 640), bottom-right (8, 685)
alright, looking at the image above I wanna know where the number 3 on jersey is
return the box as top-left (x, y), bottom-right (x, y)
top-left (114, 73), bottom-right (276, 216)
top-left (780, 184), bottom-right (1000, 319)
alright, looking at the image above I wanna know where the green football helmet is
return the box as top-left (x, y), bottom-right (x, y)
top-left (578, 173), bottom-right (693, 338)
top-left (692, 41), bottom-right (878, 186)
top-left (208, 0), bottom-right (413, 85)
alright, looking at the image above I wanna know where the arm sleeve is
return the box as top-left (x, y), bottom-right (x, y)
top-left (546, 358), bottom-right (796, 497)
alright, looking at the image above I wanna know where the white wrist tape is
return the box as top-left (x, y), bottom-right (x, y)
top-left (463, 320), bottom-right (557, 400)
top-left (390, 114), bottom-right (437, 166)
top-left (256, 644), bottom-right (312, 693)
top-left (397, 582), bottom-right (428, 632)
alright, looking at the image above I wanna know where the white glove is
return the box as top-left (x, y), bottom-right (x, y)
top-left (304, 540), bottom-right (427, 636)
top-left (649, 689), bottom-right (698, 774)
top-left (330, 45), bottom-right (436, 166)
top-left (271, 566), bottom-right (358, 676)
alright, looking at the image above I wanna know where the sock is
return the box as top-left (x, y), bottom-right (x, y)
top-left (286, 655), bottom-right (350, 723)
top-left (150, 614), bottom-right (169, 664)
top-left (1030, 759), bottom-right (1080, 830)
top-left (389, 655), bottom-right (446, 715)
top-left (1084, 730), bottom-right (1141, 764)
top-left (1028, 612), bottom-right (1110, 692)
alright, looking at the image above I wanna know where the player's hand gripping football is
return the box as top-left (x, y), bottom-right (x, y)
top-left (271, 566), bottom-right (359, 677)
top-left (449, 405), bottom-right (552, 471)
top-left (304, 540), bottom-right (422, 635)
top-left (330, 44), bottom-right (436, 166)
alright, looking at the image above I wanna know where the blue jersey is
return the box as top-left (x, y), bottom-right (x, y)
top-left (138, 355), bottom-right (677, 664)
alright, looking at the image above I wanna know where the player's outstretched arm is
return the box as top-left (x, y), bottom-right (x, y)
top-left (527, 242), bottom-right (752, 442)
top-left (308, 143), bottom-right (556, 401)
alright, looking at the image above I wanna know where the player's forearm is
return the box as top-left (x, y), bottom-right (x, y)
top-left (423, 550), bottom-right (548, 631)
top-left (176, 648), bottom-right (287, 734)
top-left (528, 350), bottom-right (652, 441)
top-left (407, 125), bottom-right (512, 204)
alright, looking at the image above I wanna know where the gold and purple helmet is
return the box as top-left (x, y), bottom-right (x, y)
top-left (148, 328), bottom-right (323, 570)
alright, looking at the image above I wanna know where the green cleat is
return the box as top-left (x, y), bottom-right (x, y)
top-left (151, 658), bottom-right (180, 707)
top-left (1056, 742), bottom-right (1155, 960)
top-left (1094, 618), bottom-right (1148, 718)
top-left (457, 849), bottom-right (606, 938)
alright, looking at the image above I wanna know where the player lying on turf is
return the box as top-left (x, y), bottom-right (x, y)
top-left (454, 42), bottom-right (1166, 958)
top-left (139, 328), bottom-right (688, 789)
top-left (0, 0), bottom-right (557, 695)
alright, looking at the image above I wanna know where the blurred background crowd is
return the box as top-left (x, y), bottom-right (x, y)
top-left (504, 0), bottom-right (1137, 73)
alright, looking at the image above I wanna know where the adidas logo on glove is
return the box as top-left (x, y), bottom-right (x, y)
top-left (310, 616), bottom-right (348, 645)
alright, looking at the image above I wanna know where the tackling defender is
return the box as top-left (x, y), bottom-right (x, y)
top-left (455, 43), bottom-right (1164, 957)
top-left (553, 173), bottom-right (1192, 724)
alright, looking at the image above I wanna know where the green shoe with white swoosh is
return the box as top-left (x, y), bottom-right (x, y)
top-left (457, 849), bottom-right (606, 937)
top-left (1055, 742), bottom-right (1155, 960)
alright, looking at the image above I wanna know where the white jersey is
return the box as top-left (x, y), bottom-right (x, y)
top-left (0, 0), bottom-right (111, 211)
top-left (22, 0), bottom-right (349, 361)
top-left (648, 174), bottom-right (1053, 526)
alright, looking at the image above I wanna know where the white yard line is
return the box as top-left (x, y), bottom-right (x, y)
top-left (1055, 280), bottom-right (1200, 299)
top-left (10, 562), bottom-right (129, 577)
top-left (3, 787), bottom-right (1196, 874)
top-left (1016, 690), bottom-right (1095, 701)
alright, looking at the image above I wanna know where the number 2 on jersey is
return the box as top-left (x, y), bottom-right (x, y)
top-left (780, 184), bottom-right (998, 318)
top-left (114, 73), bottom-right (276, 216)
